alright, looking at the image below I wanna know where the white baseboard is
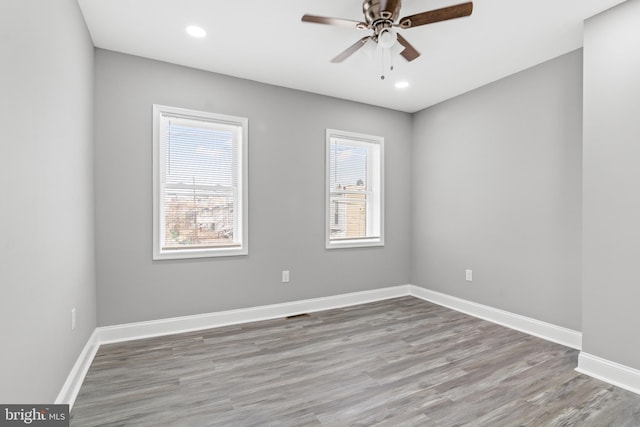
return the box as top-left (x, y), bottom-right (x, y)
top-left (577, 352), bottom-right (640, 395)
top-left (59, 284), bottom-right (590, 408)
top-left (408, 285), bottom-right (582, 350)
top-left (97, 285), bottom-right (411, 344)
top-left (55, 329), bottom-right (100, 410)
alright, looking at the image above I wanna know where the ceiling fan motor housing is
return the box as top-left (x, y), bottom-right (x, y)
top-left (363, 0), bottom-right (401, 25)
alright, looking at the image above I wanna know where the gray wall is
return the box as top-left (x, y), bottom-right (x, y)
top-left (582, 0), bottom-right (640, 370)
top-left (94, 50), bottom-right (412, 326)
top-left (0, 0), bottom-right (96, 402)
top-left (411, 50), bottom-right (583, 330)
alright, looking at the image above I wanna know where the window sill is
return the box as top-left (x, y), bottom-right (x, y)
top-left (153, 246), bottom-right (248, 260)
top-left (326, 238), bottom-right (384, 250)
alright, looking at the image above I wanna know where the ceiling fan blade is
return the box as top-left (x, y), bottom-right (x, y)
top-left (398, 2), bottom-right (473, 29)
top-left (302, 14), bottom-right (368, 29)
top-left (379, 0), bottom-right (400, 19)
top-left (396, 33), bottom-right (420, 62)
top-left (331, 36), bottom-right (372, 63)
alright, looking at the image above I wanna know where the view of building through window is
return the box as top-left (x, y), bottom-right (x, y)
top-left (162, 122), bottom-right (239, 250)
top-left (330, 183), bottom-right (368, 240)
top-left (163, 189), bottom-right (236, 249)
top-left (327, 131), bottom-right (383, 247)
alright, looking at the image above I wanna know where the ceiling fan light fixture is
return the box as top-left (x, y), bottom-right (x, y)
top-left (378, 29), bottom-right (397, 49)
top-left (186, 25), bottom-right (206, 38)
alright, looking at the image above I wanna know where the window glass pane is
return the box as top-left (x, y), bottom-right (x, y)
top-left (326, 129), bottom-right (383, 248)
top-left (329, 194), bottom-right (367, 240)
top-left (162, 119), bottom-right (239, 251)
top-left (166, 121), bottom-right (235, 187)
top-left (329, 141), bottom-right (368, 192)
top-left (162, 188), bottom-right (238, 250)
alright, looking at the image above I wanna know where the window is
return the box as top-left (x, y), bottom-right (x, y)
top-left (326, 129), bottom-right (384, 249)
top-left (153, 105), bottom-right (248, 259)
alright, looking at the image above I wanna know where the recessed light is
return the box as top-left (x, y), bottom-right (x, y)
top-left (186, 25), bottom-right (206, 38)
top-left (395, 81), bottom-right (409, 89)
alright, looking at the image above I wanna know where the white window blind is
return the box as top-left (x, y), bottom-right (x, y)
top-left (153, 105), bottom-right (248, 259)
top-left (326, 129), bottom-right (384, 249)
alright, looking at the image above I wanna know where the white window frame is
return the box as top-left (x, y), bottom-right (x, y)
top-left (325, 129), bottom-right (384, 249)
top-left (152, 105), bottom-right (248, 260)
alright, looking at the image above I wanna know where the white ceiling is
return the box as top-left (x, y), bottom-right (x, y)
top-left (77, 0), bottom-right (625, 113)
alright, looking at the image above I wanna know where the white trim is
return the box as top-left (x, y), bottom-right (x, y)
top-left (152, 104), bottom-right (249, 260)
top-left (408, 285), bottom-right (582, 350)
top-left (325, 128), bottom-right (384, 249)
top-left (576, 352), bottom-right (640, 396)
top-left (97, 285), bottom-right (410, 344)
top-left (59, 284), bottom-right (589, 409)
top-left (55, 330), bottom-right (100, 409)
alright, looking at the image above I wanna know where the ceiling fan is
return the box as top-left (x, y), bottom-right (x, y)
top-left (301, 0), bottom-right (473, 64)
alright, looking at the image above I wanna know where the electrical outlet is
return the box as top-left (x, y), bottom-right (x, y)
top-left (465, 269), bottom-right (473, 282)
top-left (282, 270), bottom-right (290, 283)
top-left (71, 308), bottom-right (76, 331)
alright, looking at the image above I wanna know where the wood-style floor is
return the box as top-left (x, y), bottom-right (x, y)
top-left (71, 297), bottom-right (640, 426)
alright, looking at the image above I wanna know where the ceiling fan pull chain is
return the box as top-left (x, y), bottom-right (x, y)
top-left (381, 46), bottom-right (394, 80)
top-left (390, 49), bottom-right (395, 72)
